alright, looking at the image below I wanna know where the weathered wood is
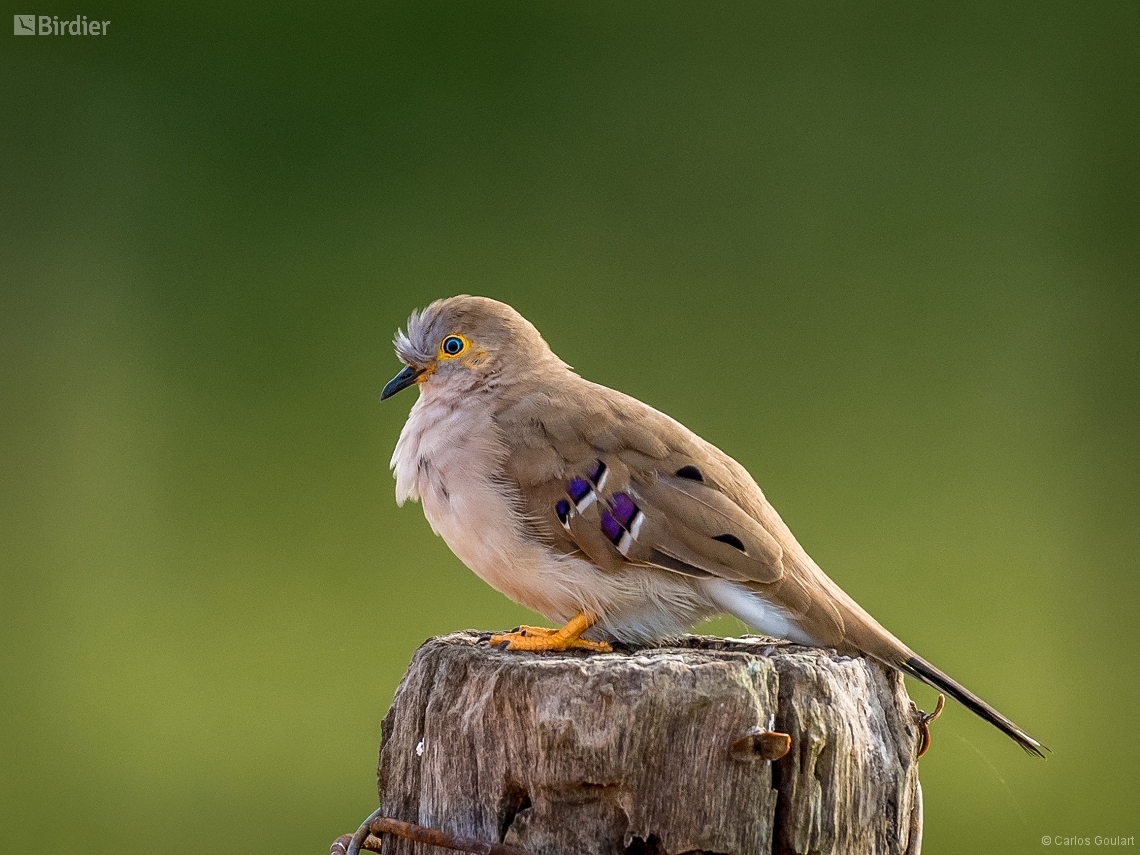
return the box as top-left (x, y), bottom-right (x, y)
top-left (374, 632), bottom-right (924, 855)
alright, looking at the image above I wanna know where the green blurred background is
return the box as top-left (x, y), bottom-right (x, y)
top-left (2, 2), bottom-right (1137, 852)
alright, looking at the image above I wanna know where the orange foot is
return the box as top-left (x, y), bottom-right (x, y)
top-left (489, 612), bottom-right (612, 653)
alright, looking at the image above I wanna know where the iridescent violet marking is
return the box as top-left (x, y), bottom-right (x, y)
top-left (610, 492), bottom-right (637, 527)
top-left (555, 499), bottom-right (570, 525)
top-left (568, 478), bottom-right (590, 503)
top-left (600, 511), bottom-right (622, 542)
top-left (589, 460), bottom-right (606, 483)
top-left (601, 492), bottom-right (643, 549)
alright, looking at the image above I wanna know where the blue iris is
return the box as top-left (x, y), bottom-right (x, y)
top-left (443, 336), bottom-right (464, 355)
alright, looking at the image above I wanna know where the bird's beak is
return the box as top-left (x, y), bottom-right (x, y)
top-left (381, 364), bottom-right (426, 400)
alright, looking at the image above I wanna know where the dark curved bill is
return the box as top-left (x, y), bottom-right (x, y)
top-left (380, 364), bottom-right (425, 400)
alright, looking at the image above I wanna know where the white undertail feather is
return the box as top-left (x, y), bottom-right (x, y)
top-left (702, 578), bottom-right (817, 646)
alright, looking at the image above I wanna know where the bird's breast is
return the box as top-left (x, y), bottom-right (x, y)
top-left (390, 394), bottom-right (565, 613)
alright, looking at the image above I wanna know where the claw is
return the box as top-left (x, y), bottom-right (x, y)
top-left (486, 613), bottom-right (613, 653)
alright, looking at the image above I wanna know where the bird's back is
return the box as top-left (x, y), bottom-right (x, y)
top-left (492, 369), bottom-right (907, 661)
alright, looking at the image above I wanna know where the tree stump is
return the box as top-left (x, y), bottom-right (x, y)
top-left (371, 632), bottom-right (924, 855)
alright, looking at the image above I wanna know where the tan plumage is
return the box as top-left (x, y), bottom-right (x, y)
top-left (383, 295), bottom-right (1046, 757)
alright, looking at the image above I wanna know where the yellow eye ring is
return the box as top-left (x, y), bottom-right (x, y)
top-left (439, 334), bottom-right (469, 359)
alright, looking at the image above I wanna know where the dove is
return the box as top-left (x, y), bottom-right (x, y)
top-left (381, 295), bottom-right (1045, 756)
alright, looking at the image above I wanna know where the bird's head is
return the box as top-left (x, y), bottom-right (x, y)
top-left (381, 295), bottom-right (560, 401)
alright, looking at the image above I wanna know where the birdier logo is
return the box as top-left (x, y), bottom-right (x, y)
top-left (13, 14), bottom-right (110, 35)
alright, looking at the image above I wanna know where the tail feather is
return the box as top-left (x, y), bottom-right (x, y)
top-left (899, 655), bottom-right (1048, 758)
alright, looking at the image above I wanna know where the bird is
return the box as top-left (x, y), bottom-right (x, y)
top-left (380, 295), bottom-right (1046, 757)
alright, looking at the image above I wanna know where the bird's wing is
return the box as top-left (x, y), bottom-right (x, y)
top-left (496, 380), bottom-right (785, 584)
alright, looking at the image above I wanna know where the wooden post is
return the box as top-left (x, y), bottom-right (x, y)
top-left (368, 632), bottom-right (924, 855)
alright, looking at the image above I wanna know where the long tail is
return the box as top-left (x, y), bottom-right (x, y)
top-left (707, 575), bottom-right (1049, 757)
top-left (898, 654), bottom-right (1048, 758)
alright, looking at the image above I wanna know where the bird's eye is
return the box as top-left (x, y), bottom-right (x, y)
top-left (441, 335), bottom-right (466, 357)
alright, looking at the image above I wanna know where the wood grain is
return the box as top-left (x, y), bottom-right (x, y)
top-left (373, 632), bottom-right (924, 855)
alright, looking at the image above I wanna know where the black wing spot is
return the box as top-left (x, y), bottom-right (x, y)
top-left (675, 465), bottom-right (704, 482)
top-left (712, 533), bottom-right (746, 552)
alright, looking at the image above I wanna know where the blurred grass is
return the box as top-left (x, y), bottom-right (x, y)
top-left (1, 1), bottom-right (1138, 852)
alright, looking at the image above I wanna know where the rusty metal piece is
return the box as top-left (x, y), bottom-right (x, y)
top-left (331, 832), bottom-right (383, 854)
top-left (760, 730), bottom-right (792, 761)
top-left (340, 806), bottom-right (536, 855)
top-left (916, 693), bottom-right (946, 759)
top-left (730, 726), bottom-right (792, 762)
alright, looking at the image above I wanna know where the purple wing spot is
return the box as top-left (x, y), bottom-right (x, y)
top-left (555, 499), bottom-right (570, 524)
top-left (568, 478), bottom-right (590, 503)
top-left (610, 493), bottom-right (638, 527)
top-left (600, 511), bottom-right (623, 543)
top-left (589, 459), bottom-right (606, 483)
